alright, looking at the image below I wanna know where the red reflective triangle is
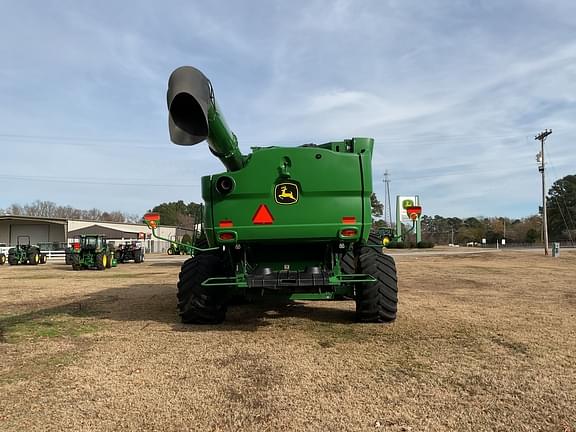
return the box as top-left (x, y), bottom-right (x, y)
top-left (252, 204), bottom-right (274, 224)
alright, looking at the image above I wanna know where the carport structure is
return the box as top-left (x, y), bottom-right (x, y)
top-left (68, 220), bottom-right (178, 253)
top-left (68, 224), bottom-right (143, 241)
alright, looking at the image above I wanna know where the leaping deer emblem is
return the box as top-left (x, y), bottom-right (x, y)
top-left (278, 185), bottom-right (295, 201)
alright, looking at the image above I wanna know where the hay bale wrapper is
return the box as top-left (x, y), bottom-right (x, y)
top-left (145, 66), bottom-right (420, 324)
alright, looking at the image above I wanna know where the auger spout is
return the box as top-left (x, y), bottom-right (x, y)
top-left (167, 66), bottom-right (245, 171)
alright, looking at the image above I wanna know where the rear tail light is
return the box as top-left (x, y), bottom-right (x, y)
top-left (219, 232), bottom-right (235, 241)
top-left (340, 228), bottom-right (358, 237)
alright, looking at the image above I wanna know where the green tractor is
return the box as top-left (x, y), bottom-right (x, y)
top-left (144, 66), bottom-right (421, 324)
top-left (69, 235), bottom-right (116, 271)
top-left (167, 242), bottom-right (192, 256)
top-left (7, 236), bottom-right (47, 266)
top-left (373, 227), bottom-right (395, 246)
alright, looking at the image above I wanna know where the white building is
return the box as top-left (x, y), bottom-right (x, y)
top-left (0, 215), bottom-right (181, 253)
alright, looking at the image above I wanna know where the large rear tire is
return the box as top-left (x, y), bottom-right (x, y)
top-left (340, 250), bottom-right (355, 274)
top-left (177, 253), bottom-right (230, 324)
top-left (0, 254), bottom-right (5, 265)
top-left (71, 254), bottom-right (81, 271)
top-left (96, 253), bottom-right (107, 270)
top-left (355, 246), bottom-right (398, 323)
top-left (134, 250), bottom-right (143, 263)
top-left (28, 252), bottom-right (40, 266)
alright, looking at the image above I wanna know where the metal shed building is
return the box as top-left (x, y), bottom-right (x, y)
top-left (0, 215), bottom-right (179, 253)
top-left (0, 215), bottom-right (67, 245)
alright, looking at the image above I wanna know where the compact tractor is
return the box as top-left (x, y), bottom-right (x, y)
top-left (115, 241), bottom-right (145, 263)
top-left (7, 236), bottom-right (47, 265)
top-left (144, 66), bottom-right (422, 324)
top-left (167, 242), bottom-right (192, 256)
top-left (69, 235), bottom-right (115, 270)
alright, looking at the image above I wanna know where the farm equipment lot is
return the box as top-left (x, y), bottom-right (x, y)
top-left (1, 251), bottom-right (575, 431)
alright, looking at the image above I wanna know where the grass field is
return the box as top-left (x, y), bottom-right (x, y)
top-left (1, 250), bottom-right (575, 431)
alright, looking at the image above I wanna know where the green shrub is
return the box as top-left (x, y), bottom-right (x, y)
top-left (387, 241), bottom-right (405, 249)
top-left (417, 241), bottom-right (435, 249)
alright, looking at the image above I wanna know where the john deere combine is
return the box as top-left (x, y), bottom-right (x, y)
top-left (144, 66), bottom-right (421, 324)
top-left (69, 235), bottom-right (115, 270)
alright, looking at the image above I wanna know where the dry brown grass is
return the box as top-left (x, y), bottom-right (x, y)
top-left (0, 251), bottom-right (575, 431)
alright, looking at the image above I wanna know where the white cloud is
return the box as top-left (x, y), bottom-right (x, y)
top-left (0, 0), bottom-right (575, 218)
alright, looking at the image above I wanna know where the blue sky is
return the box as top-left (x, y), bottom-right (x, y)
top-left (1, 0), bottom-right (575, 219)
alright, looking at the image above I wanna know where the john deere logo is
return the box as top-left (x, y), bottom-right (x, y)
top-left (402, 199), bottom-right (414, 209)
top-left (275, 183), bottom-right (299, 205)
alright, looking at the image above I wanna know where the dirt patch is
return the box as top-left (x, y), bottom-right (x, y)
top-left (0, 251), bottom-right (575, 431)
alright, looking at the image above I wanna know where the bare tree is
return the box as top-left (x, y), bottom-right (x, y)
top-left (6, 204), bottom-right (24, 216)
top-left (22, 200), bottom-right (58, 217)
top-left (2, 201), bottom-right (135, 223)
top-left (100, 211), bottom-right (125, 222)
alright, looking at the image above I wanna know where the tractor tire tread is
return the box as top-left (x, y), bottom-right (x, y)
top-left (177, 254), bottom-right (229, 324)
top-left (96, 253), bottom-right (106, 270)
top-left (355, 247), bottom-right (398, 323)
top-left (340, 250), bottom-right (355, 274)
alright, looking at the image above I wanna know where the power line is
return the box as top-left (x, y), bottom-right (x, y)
top-left (393, 162), bottom-right (535, 181)
top-left (0, 130), bottom-right (561, 146)
top-left (0, 174), bottom-right (199, 188)
top-left (0, 159), bottom-right (537, 186)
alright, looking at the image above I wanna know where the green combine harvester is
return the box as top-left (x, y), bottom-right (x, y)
top-left (145, 66), bottom-right (421, 324)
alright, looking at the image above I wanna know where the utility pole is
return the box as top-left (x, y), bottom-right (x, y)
top-left (383, 170), bottom-right (392, 227)
top-left (535, 129), bottom-right (552, 256)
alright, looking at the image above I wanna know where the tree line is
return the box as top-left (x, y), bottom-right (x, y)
top-left (1, 200), bottom-right (140, 224)
top-left (1, 199), bottom-right (201, 227)
top-left (3, 174), bottom-right (574, 243)
top-left (418, 214), bottom-right (543, 245)
top-left (371, 174), bottom-right (575, 245)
